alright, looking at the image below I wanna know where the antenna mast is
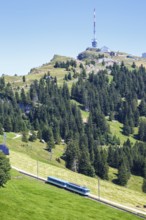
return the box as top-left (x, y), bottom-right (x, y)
top-left (92, 8), bottom-right (97, 48)
top-left (94, 8), bottom-right (96, 39)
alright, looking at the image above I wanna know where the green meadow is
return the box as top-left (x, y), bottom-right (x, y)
top-left (0, 133), bottom-right (146, 212)
top-left (0, 170), bottom-right (142, 220)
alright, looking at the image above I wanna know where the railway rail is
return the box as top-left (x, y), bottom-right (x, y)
top-left (88, 194), bottom-right (146, 219)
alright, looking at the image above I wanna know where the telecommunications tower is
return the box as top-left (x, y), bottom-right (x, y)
top-left (92, 8), bottom-right (97, 48)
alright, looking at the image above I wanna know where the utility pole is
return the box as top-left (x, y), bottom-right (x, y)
top-left (3, 132), bottom-right (6, 145)
top-left (37, 159), bottom-right (39, 179)
top-left (98, 176), bottom-right (100, 200)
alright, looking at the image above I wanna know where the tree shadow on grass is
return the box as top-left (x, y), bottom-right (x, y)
top-left (133, 133), bottom-right (139, 140)
top-left (112, 178), bottom-right (119, 185)
top-left (112, 173), bottom-right (119, 185)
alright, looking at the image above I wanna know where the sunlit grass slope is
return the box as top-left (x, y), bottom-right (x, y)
top-left (0, 133), bottom-right (65, 168)
top-left (0, 170), bottom-right (142, 220)
top-left (108, 120), bottom-right (138, 144)
top-left (1, 132), bottom-right (146, 212)
top-left (4, 54), bottom-right (79, 90)
top-left (8, 150), bottom-right (146, 212)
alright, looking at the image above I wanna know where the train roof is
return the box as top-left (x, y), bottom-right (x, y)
top-left (48, 177), bottom-right (90, 191)
top-left (67, 182), bottom-right (90, 190)
top-left (48, 176), bottom-right (68, 183)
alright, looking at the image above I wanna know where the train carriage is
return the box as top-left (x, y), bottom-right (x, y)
top-left (47, 176), bottom-right (90, 196)
top-left (66, 182), bottom-right (90, 196)
top-left (47, 176), bottom-right (68, 188)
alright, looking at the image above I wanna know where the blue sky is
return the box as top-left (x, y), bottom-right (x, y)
top-left (0, 0), bottom-right (146, 75)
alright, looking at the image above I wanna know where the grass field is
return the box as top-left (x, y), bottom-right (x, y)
top-left (8, 150), bottom-right (146, 212)
top-left (0, 133), bottom-right (66, 168)
top-left (108, 119), bottom-right (138, 144)
top-left (108, 167), bottom-right (144, 193)
top-left (0, 169), bottom-right (142, 220)
top-left (1, 132), bottom-right (146, 212)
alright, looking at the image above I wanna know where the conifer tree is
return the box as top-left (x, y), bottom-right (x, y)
top-left (64, 74), bottom-right (68, 81)
top-left (0, 123), bottom-right (3, 135)
top-left (139, 99), bottom-right (146, 116)
top-left (0, 152), bottom-right (11, 187)
top-left (100, 150), bottom-right (109, 180)
top-left (20, 88), bottom-right (27, 104)
top-left (94, 148), bottom-right (101, 175)
top-left (22, 75), bottom-right (26, 83)
top-left (68, 72), bottom-right (72, 80)
top-left (37, 129), bottom-right (42, 140)
top-left (65, 140), bottom-right (79, 172)
top-left (131, 62), bottom-right (136, 68)
top-left (123, 122), bottom-right (131, 136)
top-left (138, 119), bottom-right (146, 141)
top-left (118, 161), bottom-right (129, 186)
top-left (143, 160), bottom-right (146, 178)
top-left (142, 178), bottom-right (146, 193)
top-left (78, 150), bottom-right (95, 177)
top-left (4, 117), bottom-right (12, 132)
top-left (94, 148), bottom-right (109, 180)
top-left (81, 69), bottom-right (87, 78)
top-left (78, 134), bottom-right (95, 177)
top-left (22, 132), bottom-right (28, 142)
top-left (46, 128), bottom-right (55, 151)
top-left (29, 131), bottom-right (37, 142)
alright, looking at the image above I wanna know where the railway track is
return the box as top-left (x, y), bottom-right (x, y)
top-left (88, 194), bottom-right (146, 219)
top-left (12, 166), bottom-right (146, 219)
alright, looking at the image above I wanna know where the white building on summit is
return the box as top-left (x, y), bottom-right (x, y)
top-left (142, 53), bottom-right (146, 58)
top-left (100, 46), bottom-right (111, 53)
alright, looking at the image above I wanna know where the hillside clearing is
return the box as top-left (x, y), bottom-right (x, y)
top-left (0, 133), bottom-right (65, 168)
top-left (108, 120), bottom-right (138, 144)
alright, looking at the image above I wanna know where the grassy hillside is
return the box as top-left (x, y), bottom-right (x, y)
top-left (0, 169), bottom-right (142, 220)
top-left (0, 133), bottom-right (65, 168)
top-left (4, 54), bottom-right (78, 91)
top-left (1, 132), bottom-right (146, 212)
top-left (8, 150), bottom-right (146, 212)
top-left (108, 120), bottom-right (138, 144)
top-left (3, 50), bottom-right (146, 96)
top-left (2, 51), bottom-right (146, 217)
top-left (70, 102), bottom-right (139, 143)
